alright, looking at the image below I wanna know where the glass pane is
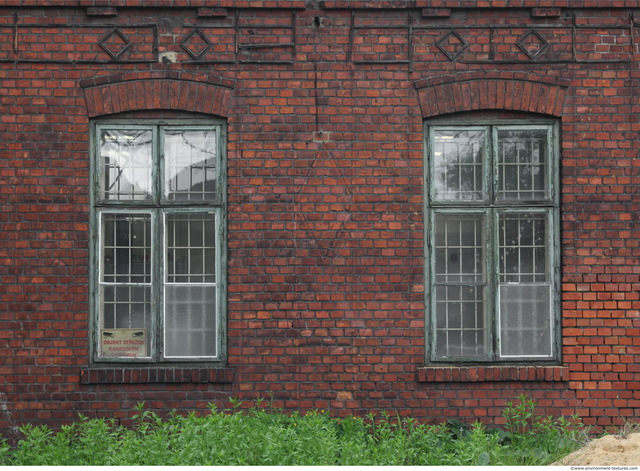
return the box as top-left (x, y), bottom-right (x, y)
top-left (499, 212), bottom-right (548, 283)
top-left (435, 285), bottom-right (486, 358)
top-left (101, 213), bottom-right (151, 284)
top-left (433, 129), bottom-right (485, 201)
top-left (433, 212), bottom-right (487, 360)
top-left (101, 285), bottom-right (151, 330)
top-left (165, 285), bottom-right (217, 357)
top-left (499, 284), bottom-right (552, 357)
top-left (497, 129), bottom-right (549, 201)
top-left (165, 129), bottom-right (217, 201)
top-left (100, 129), bottom-right (152, 201)
top-left (166, 213), bottom-right (216, 284)
top-left (434, 213), bottom-right (485, 284)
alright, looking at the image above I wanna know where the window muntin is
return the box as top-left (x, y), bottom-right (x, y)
top-left (427, 122), bottom-right (558, 363)
top-left (93, 121), bottom-right (225, 363)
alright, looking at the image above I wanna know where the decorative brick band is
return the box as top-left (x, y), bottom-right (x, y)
top-left (415, 77), bottom-right (567, 118)
top-left (2, 0), bottom-right (634, 8)
top-left (6, 1), bottom-right (307, 7)
top-left (417, 366), bottom-right (569, 383)
top-left (80, 367), bottom-right (234, 385)
top-left (82, 73), bottom-right (234, 118)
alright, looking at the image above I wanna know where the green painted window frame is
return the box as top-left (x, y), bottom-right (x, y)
top-left (425, 119), bottom-right (560, 364)
top-left (89, 119), bottom-right (227, 364)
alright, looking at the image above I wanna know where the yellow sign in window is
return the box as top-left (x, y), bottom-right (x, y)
top-left (101, 329), bottom-right (147, 358)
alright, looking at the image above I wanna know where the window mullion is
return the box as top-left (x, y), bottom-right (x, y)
top-left (490, 126), bottom-right (498, 205)
top-left (488, 127), bottom-right (498, 361)
top-left (153, 126), bottom-right (162, 205)
top-left (154, 207), bottom-right (163, 362)
top-left (489, 207), bottom-right (499, 362)
top-left (155, 125), bottom-right (162, 362)
top-left (155, 125), bottom-right (166, 362)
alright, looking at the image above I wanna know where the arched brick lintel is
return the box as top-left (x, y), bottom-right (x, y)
top-left (415, 79), bottom-right (567, 118)
top-left (82, 75), bottom-right (233, 118)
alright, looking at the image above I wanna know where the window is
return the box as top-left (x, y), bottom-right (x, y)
top-left (91, 120), bottom-right (226, 363)
top-left (426, 121), bottom-right (559, 362)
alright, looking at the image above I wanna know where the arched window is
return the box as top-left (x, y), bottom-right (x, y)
top-left (425, 115), bottom-right (559, 363)
top-left (91, 118), bottom-right (227, 363)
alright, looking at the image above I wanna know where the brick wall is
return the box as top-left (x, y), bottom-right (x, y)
top-left (0, 1), bottom-right (639, 439)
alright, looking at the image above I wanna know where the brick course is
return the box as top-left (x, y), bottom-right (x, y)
top-left (0, 1), bottom-right (639, 440)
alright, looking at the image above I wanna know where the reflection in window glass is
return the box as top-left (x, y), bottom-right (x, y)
top-left (100, 130), bottom-right (152, 201)
top-left (165, 129), bottom-right (217, 201)
top-left (497, 129), bottom-right (549, 201)
top-left (499, 212), bottom-right (548, 284)
top-left (433, 129), bottom-right (485, 201)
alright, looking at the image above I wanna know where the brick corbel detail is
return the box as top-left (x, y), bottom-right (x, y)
top-left (415, 72), bottom-right (568, 118)
top-left (81, 72), bottom-right (234, 118)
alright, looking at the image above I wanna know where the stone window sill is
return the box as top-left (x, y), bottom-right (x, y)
top-left (417, 365), bottom-right (568, 383)
top-left (80, 367), bottom-right (234, 385)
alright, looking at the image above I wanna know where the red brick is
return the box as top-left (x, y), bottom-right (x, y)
top-left (0, 1), bottom-right (638, 441)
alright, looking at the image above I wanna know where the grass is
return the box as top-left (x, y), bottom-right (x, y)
top-left (0, 395), bottom-right (588, 466)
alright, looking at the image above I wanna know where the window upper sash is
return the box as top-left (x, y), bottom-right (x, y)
top-left (428, 125), bottom-right (556, 206)
top-left (95, 124), bottom-right (224, 206)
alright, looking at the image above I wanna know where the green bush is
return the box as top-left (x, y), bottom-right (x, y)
top-left (0, 395), bottom-right (587, 466)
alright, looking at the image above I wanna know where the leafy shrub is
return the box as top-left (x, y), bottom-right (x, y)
top-left (496, 394), bottom-right (588, 465)
top-left (0, 396), bottom-right (587, 466)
